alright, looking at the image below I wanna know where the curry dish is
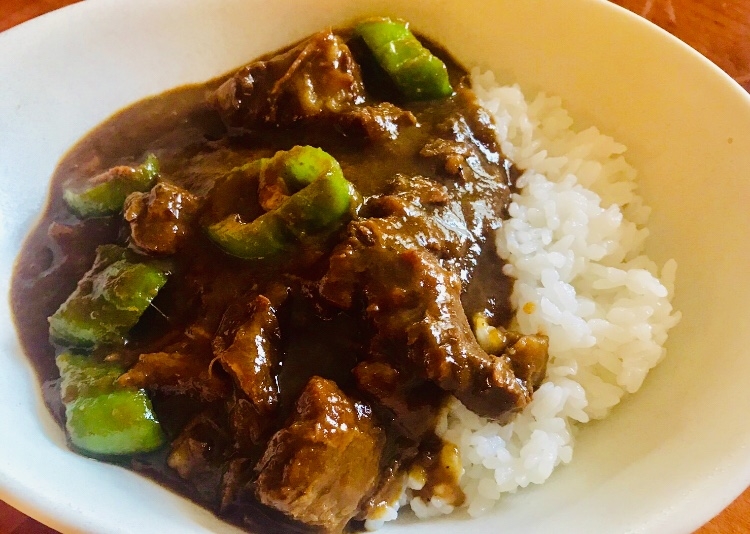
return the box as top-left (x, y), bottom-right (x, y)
top-left (11, 19), bottom-right (548, 533)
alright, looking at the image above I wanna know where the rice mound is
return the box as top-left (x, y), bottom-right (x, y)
top-left (365, 71), bottom-right (681, 528)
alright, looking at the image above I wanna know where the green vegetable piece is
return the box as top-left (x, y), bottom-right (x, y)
top-left (57, 352), bottom-right (123, 403)
top-left (65, 390), bottom-right (164, 455)
top-left (356, 18), bottom-right (453, 100)
top-left (269, 146), bottom-right (334, 191)
top-left (276, 170), bottom-right (357, 237)
top-left (49, 245), bottom-right (170, 348)
top-left (56, 352), bottom-right (164, 455)
top-left (207, 146), bottom-right (360, 259)
top-left (63, 154), bottom-right (160, 217)
top-left (206, 211), bottom-right (295, 259)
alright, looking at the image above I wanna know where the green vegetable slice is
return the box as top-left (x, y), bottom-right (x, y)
top-left (57, 352), bottom-right (123, 403)
top-left (355, 18), bottom-right (453, 100)
top-left (66, 392), bottom-right (163, 455)
top-left (63, 154), bottom-right (160, 217)
top-left (206, 211), bottom-right (296, 259)
top-left (49, 245), bottom-right (170, 348)
top-left (206, 146), bottom-right (360, 260)
top-left (56, 352), bottom-right (164, 455)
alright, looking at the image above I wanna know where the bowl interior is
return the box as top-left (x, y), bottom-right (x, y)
top-left (1, 0), bottom-right (750, 533)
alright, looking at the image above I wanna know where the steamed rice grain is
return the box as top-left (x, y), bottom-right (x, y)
top-left (366, 70), bottom-right (680, 528)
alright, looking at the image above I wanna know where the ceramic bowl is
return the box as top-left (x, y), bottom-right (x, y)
top-left (2, 0), bottom-right (750, 532)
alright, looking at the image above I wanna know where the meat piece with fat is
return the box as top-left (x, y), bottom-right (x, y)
top-left (335, 102), bottom-right (417, 142)
top-left (211, 31), bottom-right (417, 142)
top-left (124, 182), bottom-right (200, 255)
top-left (321, 226), bottom-right (532, 421)
top-left (117, 350), bottom-right (230, 402)
top-left (212, 295), bottom-right (281, 443)
top-left (254, 377), bottom-right (384, 532)
top-left (352, 359), bottom-right (444, 441)
top-left (212, 31), bottom-right (365, 129)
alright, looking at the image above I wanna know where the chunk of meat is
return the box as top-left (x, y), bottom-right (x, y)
top-left (117, 351), bottom-right (230, 402)
top-left (418, 87), bottom-right (516, 287)
top-left (473, 315), bottom-right (549, 391)
top-left (321, 221), bottom-right (533, 421)
top-left (504, 333), bottom-right (549, 390)
top-left (212, 295), bottom-right (281, 443)
top-left (353, 360), bottom-right (444, 441)
top-left (124, 182), bottom-right (201, 255)
top-left (354, 460), bottom-right (408, 522)
top-left (335, 102), bottom-right (417, 142)
top-left (360, 175), bottom-right (471, 270)
top-left (167, 410), bottom-right (231, 502)
top-left (219, 457), bottom-right (255, 511)
top-left (420, 87), bottom-right (512, 182)
top-left (212, 31), bottom-right (365, 129)
top-left (255, 377), bottom-right (384, 532)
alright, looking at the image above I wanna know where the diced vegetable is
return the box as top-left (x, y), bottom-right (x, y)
top-left (355, 18), bottom-right (453, 100)
top-left (49, 245), bottom-right (170, 348)
top-left (63, 154), bottom-right (160, 217)
top-left (65, 391), bottom-right (164, 455)
top-left (56, 352), bottom-right (165, 455)
top-left (207, 212), bottom-right (295, 259)
top-left (57, 352), bottom-right (124, 403)
top-left (266, 145), bottom-right (333, 191)
top-left (206, 146), bottom-right (360, 259)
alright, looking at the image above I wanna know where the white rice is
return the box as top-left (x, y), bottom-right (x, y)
top-left (365, 70), bottom-right (681, 529)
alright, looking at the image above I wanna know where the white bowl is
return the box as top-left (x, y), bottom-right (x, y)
top-left (2, 0), bottom-right (750, 532)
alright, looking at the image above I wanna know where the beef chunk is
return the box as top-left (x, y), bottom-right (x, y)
top-left (167, 409), bottom-right (231, 502)
top-left (219, 457), bottom-right (255, 511)
top-left (336, 102), bottom-right (417, 142)
top-left (117, 350), bottom-right (230, 402)
top-left (124, 182), bottom-right (200, 255)
top-left (503, 332), bottom-right (549, 390)
top-left (213, 295), bottom-right (281, 443)
top-left (210, 31), bottom-right (418, 143)
top-left (418, 87), bottom-right (515, 286)
top-left (354, 459), bottom-right (408, 522)
top-left (421, 87), bottom-right (511, 181)
top-left (255, 377), bottom-right (384, 532)
top-left (353, 360), bottom-right (444, 441)
top-left (321, 226), bottom-right (531, 420)
top-left (360, 175), bottom-right (472, 271)
top-left (213, 31), bottom-right (365, 129)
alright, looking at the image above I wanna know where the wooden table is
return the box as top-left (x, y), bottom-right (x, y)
top-left (1, 0), bottom-right (748, 532)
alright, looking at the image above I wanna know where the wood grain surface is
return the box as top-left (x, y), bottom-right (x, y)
top-left (1, 0), bottom-right (748, 532)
